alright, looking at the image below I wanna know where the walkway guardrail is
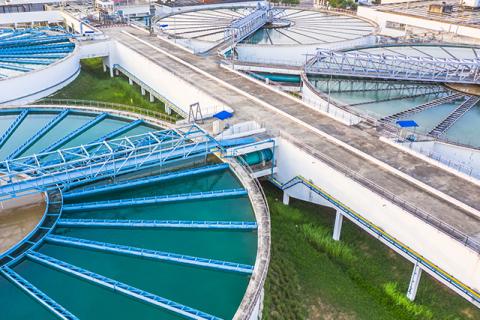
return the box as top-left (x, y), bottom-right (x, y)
top-left (274, 175), bottom-right (480, 307)
top-left (275, 130), bottom-right (480, 253)
top-left (33, 98), bottom-right (178, 124)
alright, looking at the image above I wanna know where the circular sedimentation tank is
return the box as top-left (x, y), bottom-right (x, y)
top-left (0, 28), bottom-right (75, 79)
top-left (157, 7), bottom-right (376, 62)
top-left (306, 44), bottom-right (480, 148)
top-left (0, 108), bottom-right (264, 319)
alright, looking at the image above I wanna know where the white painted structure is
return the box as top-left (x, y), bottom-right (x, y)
top-left (275, 136), bottom-right (480, 305)
top-left (357, 5), bottom-right (480, 42)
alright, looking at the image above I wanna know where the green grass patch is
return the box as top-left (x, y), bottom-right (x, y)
top-left (262, 182), bottom-right (480, 320)
top-left (301, 223), bottom-right (356, 263)
top-left (384, 282), bottom-right (433, 319)
top-left (50, 58), bottom-right (179, 118)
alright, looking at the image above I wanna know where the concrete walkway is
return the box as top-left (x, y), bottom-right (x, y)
top-left (106, 27), bottom-right (480, 239)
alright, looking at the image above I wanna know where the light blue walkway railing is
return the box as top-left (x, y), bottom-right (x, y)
top-left (62, 189), bottom-right (247, 212)
top-left (0, 266), bottom-right (78, 320)
top-left (56, 219), bottom-right (258, 230)
top-left (27, 251), bottom-right (222, 320)
top-left (46, 235), bottom-right (254, 274)
top-left (63, 163), bottom-right (229, 200)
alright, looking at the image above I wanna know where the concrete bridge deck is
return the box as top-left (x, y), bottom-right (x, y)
top-left (105, 27), bottom-right (480, 240)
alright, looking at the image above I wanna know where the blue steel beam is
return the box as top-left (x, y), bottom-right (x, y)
top-left (62, 188), bottom-right (247, 212)
top-left (46, 234), bottom-right (254, 274)
top-left (39, 113), bottom-right (108, 154)
top-left (0, 109), bottom-right (29, 148)
top-left (0, 58), bottom-right (52, 65)
top-left (56, 219), bottom-right (258, 230)
top-left (0, 266), bottom-right (78, 320)
top-left (27, 251), bottom-right (222, 320)
top-left (0, 139), bottom-right (216, 196)
top-left (7, 110), bottom-right (70, 160)
top-left (0, 62), bottom-right (31, 72)
top-left (63, 163), bottom-right (229, 199)
top-left (0, 125), bottom-right (222, 197)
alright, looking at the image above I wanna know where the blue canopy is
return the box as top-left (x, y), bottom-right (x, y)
top-left (396, 120), bottom-right (418, 128)
top-left (213, 110), bottom-right (233, 120)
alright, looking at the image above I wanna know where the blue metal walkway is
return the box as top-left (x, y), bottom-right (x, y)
top-left (63, 163), bottom-right (229, 199)
top-left (0, 109), bottom-right (29, 148)
top-left (1, 266), bottom-right (78, 320)
top-left (46, 234), bottom-right (254, 274)
top-left (7, 109), bottom-right (69, 160)
top-left (27, 251), bottom-right (222, 320)
top-left (0, 124), bottom-right (217, 198)
top-left (56, 219), bottom-right (258, 230)
top-left (62, 189), bottom-right (247, 212)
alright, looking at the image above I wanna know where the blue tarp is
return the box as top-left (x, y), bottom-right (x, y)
top-left (213, 110), bottom-right (233, 120)
top-left (396, 120), bottom-right (418, 128)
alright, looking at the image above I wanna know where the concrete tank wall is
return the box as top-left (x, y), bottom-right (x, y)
top-left (110, 40), bottom-right (231, 117)
top-left (236, 35), bottom-right (377, 66)
top-left (275, 136), bottom-right (480, 293)
top-left (0, 46), bottom-right (80, 105)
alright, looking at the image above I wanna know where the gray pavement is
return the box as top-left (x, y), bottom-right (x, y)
top-left (106, 27), bottom-right (480, 239)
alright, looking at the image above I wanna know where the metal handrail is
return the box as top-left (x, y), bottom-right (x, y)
top-left (276, 130), bottom-right (480, 253)
top-left (33, 98), bottom-right (178, 124)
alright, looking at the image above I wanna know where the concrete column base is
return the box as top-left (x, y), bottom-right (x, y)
top-left (149, 93), bottom-right (154, 102)
top-left (141, 87), bottom-right (146, 95)
top-left (333, 211), bottom-right (343, 241)
top-left (128, 78), bottom-right (133, 85)
top-left (282, 192), bottom-right (290, 205)
top-left (407, 262), bottom-right (422, 301)
top-left (165, 105), bottom-right (171, 115)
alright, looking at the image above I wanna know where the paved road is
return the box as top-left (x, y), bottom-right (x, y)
top-left (106, 27), bottom-right (480, 239)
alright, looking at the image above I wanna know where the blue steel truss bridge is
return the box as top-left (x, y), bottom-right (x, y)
top-left (305, 49), bottom-right (480, 85)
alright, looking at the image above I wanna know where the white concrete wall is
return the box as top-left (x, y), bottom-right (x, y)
top-left (236, 35), bottom-right (377, 66)
top-left (79, 40), bottom-right (111, 59)
top-left (110, 41), bottom-right (231, 117)
top-left (401, 140), bottom-right (480, 179)
top-left (357, 6), bottom-right (480, 40)
top-left (0, 10), bottom-right (63, 25)
top-left (0, 46), bottom-right (80, 105)
top-left (301, 77), bottom-right (362, 125)
top-left (275, 137), bottom-right (480, 294)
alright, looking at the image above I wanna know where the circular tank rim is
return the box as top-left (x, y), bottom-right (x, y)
top-left (0, 38), bottom-right (78, 83)
top-left (158, 6), bottom-right (378, 48)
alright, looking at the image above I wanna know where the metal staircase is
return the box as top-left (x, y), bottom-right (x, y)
top-left (429, 96), bottom-right (480, 137)
top-left (381, 93), bottom-right (464, 122)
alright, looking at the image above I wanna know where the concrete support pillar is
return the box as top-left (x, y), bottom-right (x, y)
top-left (282, 192), bottom-right (290, 205)
top-left (109, 67), bottom-right (114, 78)
top-left (149, 92), bottom-right (154, 102)
top-left (103, 63), bottom-right (107, 73)
top-left (141, 87), bottom-right (146, 95)
top-left (115, 69), bottom-right (119, 76)
top-left (332, 211), bottom-right (343, 241)
top-left (165, 105), bottom-right (171, 115)
top-left (128, 78), bottom-right (133, 85)
top-left (407, 262), bottom-right (422, 301)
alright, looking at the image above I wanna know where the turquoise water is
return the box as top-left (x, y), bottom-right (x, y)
top-left (309, 76), bottom-right (479, 147)
top-left (20, 115), bottom-right (93, 157)
top-left (0, 109), bottom-right (258, 319)
top-left (14, 259), bottom-right (182, 320)
top-left (0, 275), bottom-right (54, 320)
top-left (0, 113), bottom-right (54, 159)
